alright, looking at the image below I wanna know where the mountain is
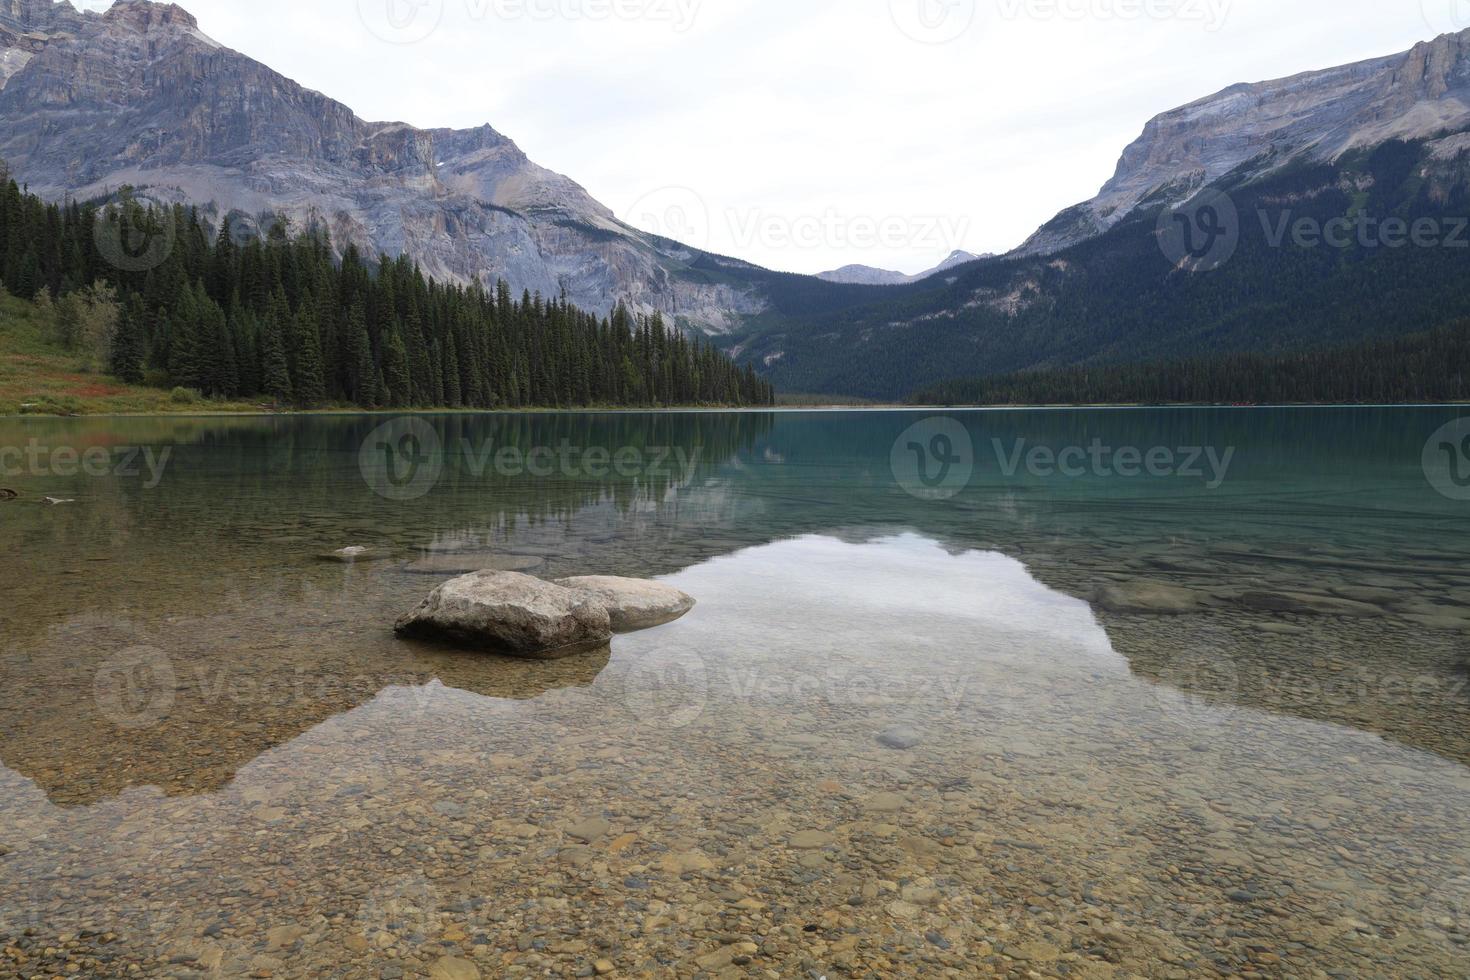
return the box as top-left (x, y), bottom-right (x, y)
top-left (816, 250), bottom-right (990, 286)
top-left (0, 0), bottom-right (777, 333)
top-left (1019, 31), bottom-right (1470, 256)
top-left (733, 30), bottom-right (1470, 399)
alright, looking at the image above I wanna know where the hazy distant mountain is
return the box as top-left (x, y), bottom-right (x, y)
top-left (734, 30), bottom-right (1470, 398)
top-left (0, 0), bottom-right (770, 333)
top-left (816, 250), bottom-right (989, 285)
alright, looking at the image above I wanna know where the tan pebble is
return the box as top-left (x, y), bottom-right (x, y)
top-left (428, 955), bottom-right (482, 980)
top-left (788, 830), bottom-right (834, 849)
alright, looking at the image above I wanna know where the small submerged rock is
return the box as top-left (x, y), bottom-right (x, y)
top-left (404, 554), bottom-right (545, 575)
top-left (877, 725), bottom-right (922, 750)
top-left (1093, 581), bottom-right (1210, 614)
top-left (1236, 591), bottom-right (1383, 617)
top-left (555, 575), bottom-right (696, 632)
top-left (394, 571), bottom-right (612, 660)
top-left (318, 546), bottom-right (390, 564)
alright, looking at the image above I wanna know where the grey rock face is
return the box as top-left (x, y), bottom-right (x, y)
top-left (554, 575), bottom-right (696, 632)
top-left (394, 571), bottom-right (612, 659)
top-left (1018, 29), bottom-right (1470, 256)
top-left (0, 0), bottom-right (764, 334)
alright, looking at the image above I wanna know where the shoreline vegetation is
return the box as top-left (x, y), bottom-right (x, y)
top-left (0, 174), bottom-right (773, 417)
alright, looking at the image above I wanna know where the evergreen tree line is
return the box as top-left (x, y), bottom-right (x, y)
top-left (0, 174), bottom-right (775, 408)
top-left (911, 319), bottom-right (1470, 406)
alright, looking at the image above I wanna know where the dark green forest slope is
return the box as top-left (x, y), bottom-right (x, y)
top-left (912, 319), bottom-right (1470, 405)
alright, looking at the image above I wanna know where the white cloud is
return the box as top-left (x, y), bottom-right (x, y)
top-left (109, 0), bottom-right (1451, 274)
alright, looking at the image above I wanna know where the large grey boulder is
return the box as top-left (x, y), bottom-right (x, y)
top-left (555, 576), bottom-right (696, 632)
top-left (394, 571), bottom-right (612, 659)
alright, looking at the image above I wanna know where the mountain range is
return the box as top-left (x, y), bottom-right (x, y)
top-left (816, 250), bottom-right (990, 286)
top-left (3, 1), bottom-right (1470, 398)
top-left (0, 0), bottom-right (773, 334)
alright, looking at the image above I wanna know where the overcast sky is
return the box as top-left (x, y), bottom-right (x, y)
top-left (81, 0), bottom-right (1463, 275)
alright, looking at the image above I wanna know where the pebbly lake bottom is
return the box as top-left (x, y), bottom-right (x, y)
top-left (1, 408), bottom-right (1469, 977)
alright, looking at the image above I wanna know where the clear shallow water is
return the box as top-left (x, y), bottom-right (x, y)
top-left (0, 408), bottom-right (1468, 978)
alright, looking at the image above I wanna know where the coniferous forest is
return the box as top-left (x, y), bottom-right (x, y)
top-left (911, 320), bottom-right (1470, 406)
top-left (0, 175), bottom-right (775, 409)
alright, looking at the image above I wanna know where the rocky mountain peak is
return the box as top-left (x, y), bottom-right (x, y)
top-left (103, 0), bottom-right (200, 33)
top-left (1019, 28), bottom-right (1470, 256)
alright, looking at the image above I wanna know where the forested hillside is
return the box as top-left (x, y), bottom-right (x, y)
top-left (0, 174), bottom-right (774, 409)
top-left (912, 320), bottom-right (1470, 405)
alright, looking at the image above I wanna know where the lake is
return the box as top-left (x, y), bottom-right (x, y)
top-left (1, 408), bottom-right (1468, 977)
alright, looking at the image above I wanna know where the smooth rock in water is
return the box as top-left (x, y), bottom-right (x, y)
top-left (566, 817), bottom-right (612, 842)
top-left (428, 956), bottom-right (481, 980)
top-left (0, 488), bottom-right (17, 500)
top-left (319, 546), bottom-right (389, 563)
top-left (865, 792), bottom-right (908, 813)
top-left (877, 726), bottom-right (922, 750)
top-left (789, 830), bottom-right (835, 849)
top-left (404, 554), bottom-right (545, 576)
top-left (555, 576), bottom-right (695, 632)
top-left (1236, 591), bottom-right (1383, 617)
top-left (394, 571), bottom-right (611, 659)
top-left (1093, 581), bottom-right (1209, 614)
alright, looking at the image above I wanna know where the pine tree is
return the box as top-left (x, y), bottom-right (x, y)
top-left (110, 295), bottom-right (147, 384)
top-left (290, 305), bottom-right (327, 406)
top-left (260, 299), bottom-right (293, 403)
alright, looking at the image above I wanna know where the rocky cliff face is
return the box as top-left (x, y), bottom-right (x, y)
top-left (0, 0), bottom-right (764, 332)
top-left (1019, 30), bottom-right (1470, 255)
